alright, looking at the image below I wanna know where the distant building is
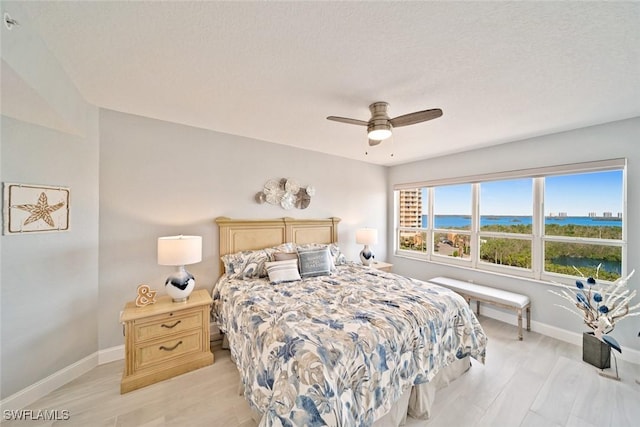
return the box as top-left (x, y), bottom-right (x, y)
top-left (558, 212), bottom-right (567, 217)
top-left (588, 212), bottom-right (596, 217)
top-left (617, 212), bottom-right (623, 218)
top-left (603, 212), bottom-right (613, 218)
top-left (399, 189), bottom-right (423, 228)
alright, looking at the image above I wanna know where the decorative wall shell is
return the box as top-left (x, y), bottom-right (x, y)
top-left (255, 178), bottom-right (314, 210)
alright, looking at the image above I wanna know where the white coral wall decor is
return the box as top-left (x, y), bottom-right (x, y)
top-left (255, 178), bottom-right (314, 210)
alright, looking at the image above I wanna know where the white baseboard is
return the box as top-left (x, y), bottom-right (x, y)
top-left (98, 345), bottom-right (124, 364)
top-left (0, 346), bottom-right (125, 413)
top-left (478, 305), bottom-right (640, 364)
top-left (0, 352), bottom-right (97, 413)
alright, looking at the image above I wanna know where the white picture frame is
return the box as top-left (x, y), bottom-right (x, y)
top-left (3, 183), bottom-right (70, 235)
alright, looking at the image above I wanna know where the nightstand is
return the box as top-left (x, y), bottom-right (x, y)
top-left (120, 289), bottom-right (214, 393)
top-left (371, 261), bottom-right (393, 272)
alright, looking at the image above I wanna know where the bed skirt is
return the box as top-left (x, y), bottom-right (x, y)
top-left (245, 356), bottom-right (471, 426)
top-left (374, 356), bottom-right (471, 426)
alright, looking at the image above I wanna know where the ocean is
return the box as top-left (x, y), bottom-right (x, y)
top-left (422, 215), bottom-right (622, 229)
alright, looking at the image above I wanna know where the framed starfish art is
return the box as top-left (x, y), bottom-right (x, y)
top-left (3, 183), bottom-right (70, 234)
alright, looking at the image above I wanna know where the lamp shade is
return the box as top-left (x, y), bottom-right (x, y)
top-left (157, 235), bottom-right (202, 266)
top-left (356, 228), bottom-right (378, 246)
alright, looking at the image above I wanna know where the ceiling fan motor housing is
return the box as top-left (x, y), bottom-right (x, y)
top-left (367, 102), bottom-right (392, 140)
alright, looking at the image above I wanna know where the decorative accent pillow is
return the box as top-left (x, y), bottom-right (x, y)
top-left (265, 259), bottom-right (301, 284)
top-left (297, 246), bottom-right (332, 278)
top-left (264, 243), bottom-right (297, 260)
top-left (296, 243), bottom-right (346, 269)
top-left (273, 252), bottom-right (298, 261)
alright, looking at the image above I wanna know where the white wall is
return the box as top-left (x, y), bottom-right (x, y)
top-left (98, 109), bottom-right (388, 349)
top-left (388, 117), bottom-right (640, 353)
top-left (1, 2), bottom-right (100, 400)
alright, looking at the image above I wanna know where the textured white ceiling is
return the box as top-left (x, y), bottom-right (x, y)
top-left (12, 1), bottom-right (640, 166)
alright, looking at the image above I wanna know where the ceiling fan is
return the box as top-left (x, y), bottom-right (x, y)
top-left (327, 102), bottom-right (443, 146)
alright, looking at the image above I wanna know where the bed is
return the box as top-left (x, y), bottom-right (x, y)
top-left (212, 217), bottom-right (487, 426)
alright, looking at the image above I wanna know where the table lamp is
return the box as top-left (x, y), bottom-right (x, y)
top-left (356, 228), bottom-right (378, 267)
top-left (157, 235), bottom-right (202, 302)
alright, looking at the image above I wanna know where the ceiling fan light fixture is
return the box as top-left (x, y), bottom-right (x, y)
top-left (328, 101), bottom-right (442, 145)
top-left (367, 123), bottom-right (392, 141)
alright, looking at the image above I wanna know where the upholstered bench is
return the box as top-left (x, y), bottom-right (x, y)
top-left (429, 276), bottom-right (531, 340)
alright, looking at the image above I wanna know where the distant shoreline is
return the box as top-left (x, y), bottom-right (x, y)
top-left (435, 214), bottom-right (621, 220)
top-left (422, 215), bottom-right (622, 228)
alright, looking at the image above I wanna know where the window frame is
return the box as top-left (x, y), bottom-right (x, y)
top-left (394, 159), bottom-right (627, 283)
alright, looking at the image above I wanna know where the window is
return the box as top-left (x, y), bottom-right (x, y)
top-left (397, 188), bottom-right (427, 255)
top-left (543, 170), bottom-right (624, 281)
top-left (479, 179), bottom-right (533, 272)
top-left (394, 159), bottom-right (626, 282)
top-left (433, 184), bottom-right (472, 261)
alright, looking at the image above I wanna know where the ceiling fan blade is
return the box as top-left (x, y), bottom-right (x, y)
top-left (326, 116), bottom-right (369, 126)
top-left (368, 139), bottom-right (383, 146)
top-left (389, 108), bottom-right (443, 128)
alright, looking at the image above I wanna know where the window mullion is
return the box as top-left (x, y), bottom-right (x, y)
top-left (544, 235), bottom-right (623, 246)
top-left (427, 187), bottom-right (434, 259)
top-left (532, 177), bottom-right (544, 280)
top-left (471, 183), bottom-right (479, 269)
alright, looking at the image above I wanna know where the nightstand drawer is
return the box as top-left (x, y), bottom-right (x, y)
top-left (134, 310), bottom-right (203, 341)
top-left (136, 330), bottom-right (203, 369)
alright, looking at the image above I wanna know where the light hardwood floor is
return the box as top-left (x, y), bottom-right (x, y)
top-left (4, 317), bottom-right (640, 427)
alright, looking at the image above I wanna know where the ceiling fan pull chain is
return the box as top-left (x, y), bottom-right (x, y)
top-left (389, 134), bottom-right (395, 158)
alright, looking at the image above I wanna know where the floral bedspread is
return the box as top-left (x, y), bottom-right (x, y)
top-left (212, 264), bottom-right (487, 426)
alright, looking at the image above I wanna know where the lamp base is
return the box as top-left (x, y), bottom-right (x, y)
top-left (165, 266), bottom-right (195, 303)
top-left (360, 245), bottom-right (375, 267)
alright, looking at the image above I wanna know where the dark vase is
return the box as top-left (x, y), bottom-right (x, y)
top-left (583, 332), bottom-right (611, 369)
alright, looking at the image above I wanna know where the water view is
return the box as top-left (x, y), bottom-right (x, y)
top-left (422, 215), bottom-right (622, 229)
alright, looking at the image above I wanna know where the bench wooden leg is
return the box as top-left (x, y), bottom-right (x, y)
top-left (517, 309), bottom-right (523, 340)
top-left (526, 306), bottom-right (531, 331)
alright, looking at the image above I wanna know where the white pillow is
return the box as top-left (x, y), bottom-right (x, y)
top-left (265, 259), bottom-right (301, 284)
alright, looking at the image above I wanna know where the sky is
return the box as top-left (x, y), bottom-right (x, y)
top-left (422, 170), bottom-right (623, 216)
top-left (545, 170), bottom-right (623, 216)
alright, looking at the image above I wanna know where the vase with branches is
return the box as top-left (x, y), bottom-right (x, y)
top-left (549, 266), bottom-right (639, 364)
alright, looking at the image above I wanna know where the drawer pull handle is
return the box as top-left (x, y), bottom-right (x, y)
top-left (161, 320), bottom-right (182, 329)
top-left (159, 341), bottom-right (183, 352)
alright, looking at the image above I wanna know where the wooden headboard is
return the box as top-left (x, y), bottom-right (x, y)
top-left (215, 217), bottom-right (340, 271)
